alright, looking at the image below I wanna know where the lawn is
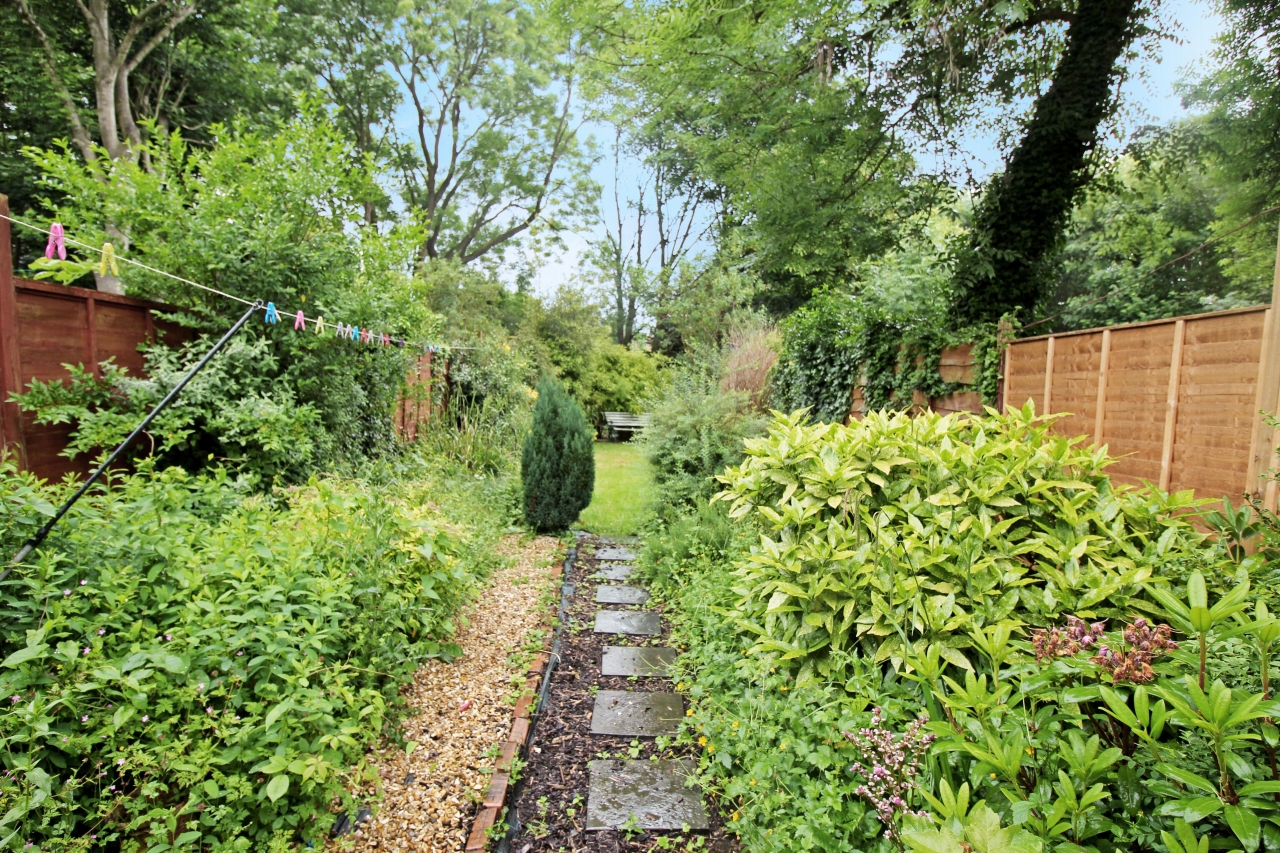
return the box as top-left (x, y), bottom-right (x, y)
top-left (577, 440), bottom-right (652, 536)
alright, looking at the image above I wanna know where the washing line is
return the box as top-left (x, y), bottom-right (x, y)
top-left (0, 212), bottom-right (475, 352)
top-left (0, 300), bottom-right (263, 582)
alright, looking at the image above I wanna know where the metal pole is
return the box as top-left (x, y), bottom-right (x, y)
top-left (1, 301), bottom-right (263, 581)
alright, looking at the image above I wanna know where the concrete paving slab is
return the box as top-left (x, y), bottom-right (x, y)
top-left (596, 547), bottom-right (637, 561)
top-left (595, 585), bottom-right (650, 605)
top-left (594, 611), bottom-right (660, 635)
top-left (601, 646), bottom-right (676, 677)
top-left (593, 564), bottom-right (634, 581)
top-left (590, 690), bottom-right (683, 736)
top-left (586, 759), bottom-right (708, 831)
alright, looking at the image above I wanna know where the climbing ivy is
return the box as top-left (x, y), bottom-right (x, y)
top-left (772, 290), bottom-right (1009, 421)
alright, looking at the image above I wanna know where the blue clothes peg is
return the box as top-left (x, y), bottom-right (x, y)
top-left (264, 302), bottom-right (279, 324)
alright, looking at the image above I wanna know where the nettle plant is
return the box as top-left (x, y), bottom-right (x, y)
top-left (713, 405), bottom-right (1207, 682)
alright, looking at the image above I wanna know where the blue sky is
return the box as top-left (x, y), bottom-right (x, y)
top-left (525, 0), bottom-right (1227, 297)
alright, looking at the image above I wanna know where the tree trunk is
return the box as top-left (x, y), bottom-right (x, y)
top-left (950, 0), bottom-right (1142, 325)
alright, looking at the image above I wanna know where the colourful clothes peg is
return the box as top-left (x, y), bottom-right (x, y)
top-left (294, 309), bottom-right (306, 330)
top-left (99, 242), bottom-right (118, 276)
top-left (45, 223), bottom-right (66, 260)
top-left (350, 325), bottom-right (360, 341)
top-left (382, 333), bottom-right (390, 346)
top-left (335, 322), bottom-right (346, 338)
top-left (264, 302), bottom-right (279, 324)
top-left (315, 316), bottom-right (325, 335)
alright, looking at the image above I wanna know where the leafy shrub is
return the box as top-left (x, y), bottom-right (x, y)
top-left (0, 455), bottom-right (497, 850)
top-left (521, 376), bottom-right (595, 532)
top-left (24, 114), bottom-right (438, 481)
top-left (637, 371), bottom-right (766, 512)
top-left (714, 405), bottom-right (1207, 680)
top-left (12, 338), bottom-right (324, 485)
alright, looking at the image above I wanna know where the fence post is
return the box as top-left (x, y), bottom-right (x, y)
top-left (1159, 319), bottom-right (1186, 492)
top-left (1042, 336), bottom-right (1055, 414)
top-left (1093, 329), bottom-right (1111, 447)
top-left (1250, 223), bottom-right (1280, 507)
top-left (0, 195), bottom-right (24, 467)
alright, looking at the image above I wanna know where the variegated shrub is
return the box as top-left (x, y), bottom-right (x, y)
top-left (714, 404), bottom-right (1208, 678)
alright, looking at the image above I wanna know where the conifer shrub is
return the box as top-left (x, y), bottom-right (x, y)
top-left (521, 376), bottom-right (595, 531)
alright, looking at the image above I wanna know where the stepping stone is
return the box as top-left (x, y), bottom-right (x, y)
top-left (595, 585), bottom-right (650, 605)
top-left (593, 563), bottom-right (634, 581)
top-left (597, 547), bottom-right (637, 561)
top-left (586, 759), bottom-right (708, 831)
top-left (590, 690), bottom-right (683, 736)
top-left (602, 646), bottom-right (676, 677)
top-left (594, 611), bottom-right (660, 635)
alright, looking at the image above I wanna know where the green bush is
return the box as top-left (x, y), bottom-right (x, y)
top-left (0, 454), bottom-right (501, 850)
top-left (638, 371), bottom-right (766, 512)
top-left (714, 405), bottom-right (1208, 680)
top-left (521, 376), bottom-right (595, 532)
top-left (646, 404), bottom-right (1280, 853)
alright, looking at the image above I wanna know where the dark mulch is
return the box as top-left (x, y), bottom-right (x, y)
top-left (506, 535), bottom-right (741, 853)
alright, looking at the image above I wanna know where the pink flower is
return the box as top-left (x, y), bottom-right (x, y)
top-left (197, 683), bottom-right (205, 691)
top-left (141, 715), bottom-right (148, 723)
top-left (206, 706), bottom-right (214, 714)
top-left (98, 629), bottom-right (105, 636)
top-left (117, 759), bottom-right (124, 766)
top-left (165, 634), bottom-right (172, 641)
top-left (83, 647), bottom-right (91, 655)
top-left (81, 715), bottom-right (88, 722)
top-left (63, 590), bottom-right (71, 596)
top-left (80, 580), bottom-right (87, 586)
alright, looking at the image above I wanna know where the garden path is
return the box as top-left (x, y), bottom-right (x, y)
top-left (340, 535), bottom-right (562, 852)
top-left (506, 536), bottom-right (733, 853)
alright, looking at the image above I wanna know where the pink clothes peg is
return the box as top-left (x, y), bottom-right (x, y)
top-left (294, 309), bottom-right (306, 330)
top-left (382, 333), bottom-right (390, 346)
top-left (46, 223), bottom-right (66, 260)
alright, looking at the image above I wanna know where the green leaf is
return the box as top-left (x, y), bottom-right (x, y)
top-left (265, 774), bottom-right (289, 802)
top-left (2, 643), bottom-right (47, 668)
top-left (1225, 804), bottom-right (1262, 852)
top-left (264, 698), bottom-right (294, 730)
top-left (1158, 796), bottom-right (1223, 822)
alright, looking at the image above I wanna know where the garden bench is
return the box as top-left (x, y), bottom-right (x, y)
top-left (602, 411), bottom-right (651, 441)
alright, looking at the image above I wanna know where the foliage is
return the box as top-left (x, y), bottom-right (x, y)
top-left (1040, 139), bottom-right (1267, 332)
top-left (637, 371), bottom-right (766, 513)
top-left (949, 0), bottom-right (1147, 325)
top-left (521, 376), bottom-right (595, 532)
top-left (640, 403), bottom-right (1280, 853)
top-left (580, 344), bottom-right (667, 422)
top-left (11, 339), bottom-right (323, 486)
top-left (772, 288), bottom-right (1003, 422)
top-left (24, 114), bottom-right (434, 478)
top-left (0, 452), bottom-right (506, 850)
top-left (713, 407), bottom-right (1210, 680)
top-left (384, 0), bottom-right (599, 265)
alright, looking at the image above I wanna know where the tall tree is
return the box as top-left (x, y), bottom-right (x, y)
top-left (582, 126), bottom-right (711, 346)
top-left (391, 0), bottom-right (598, 266)
top-left (947, 0), bottom-right (1149, 324)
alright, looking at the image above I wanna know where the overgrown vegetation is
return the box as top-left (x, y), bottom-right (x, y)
top-left (0, 451), bottom-right (514, 850)
top-left (641, 406), bottom-right (1280, 853)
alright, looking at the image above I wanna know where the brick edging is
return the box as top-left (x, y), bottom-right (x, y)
top-left (464, 559), bottom-right (564, 851)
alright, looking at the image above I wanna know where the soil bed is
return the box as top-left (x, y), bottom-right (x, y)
top-left (508, 535), bottom-right (740, 853)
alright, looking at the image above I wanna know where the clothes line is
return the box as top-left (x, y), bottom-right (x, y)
top-left (2, 212), bottom-right (476, 353)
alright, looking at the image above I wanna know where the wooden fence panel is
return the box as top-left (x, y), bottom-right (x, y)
top-left (1004, 305), bottom-right (1271, 503)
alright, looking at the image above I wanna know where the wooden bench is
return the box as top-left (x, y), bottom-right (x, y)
top-left (603, 411), bottom-right (652, 441)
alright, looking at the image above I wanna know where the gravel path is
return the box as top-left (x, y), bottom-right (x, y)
top-left (340, 534), bottom-right (563, 852)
